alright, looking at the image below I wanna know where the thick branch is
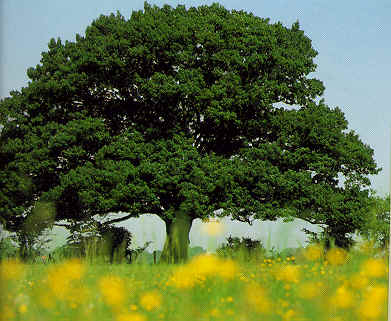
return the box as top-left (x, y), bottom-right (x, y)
top-left (54, 223), bottom-right (71, 228)
top-left (103, 213), bottom-right (134, 225)
top-left (296, 215), bottom-right (326, 227)
top-left (232, 215), bottom-right (254, 226)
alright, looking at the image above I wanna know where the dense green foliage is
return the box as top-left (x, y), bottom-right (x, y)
top-left (0, 2), bottom-right (380, 263)
top-left (0, 236), bottom-right (18, 260)
top-left (358, 195), bottom-right (390, 249)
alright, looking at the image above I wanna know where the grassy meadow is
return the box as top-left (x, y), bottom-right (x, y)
top-left (0, 239), bottom-right (389, 321)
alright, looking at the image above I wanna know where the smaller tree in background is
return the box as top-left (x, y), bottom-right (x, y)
top-left (358, 194), bottom-right (390, 250)
top-left (302, 193), bottom-right (390, 253)
top-left (12, 202), bottom-right (55, 261)
top-left (302, 227), bottom-right (348, 251)
top-left (62, 219), bottom-right (134, 263)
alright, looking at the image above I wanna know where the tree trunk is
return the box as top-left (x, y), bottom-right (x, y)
top-left (160, 211), bottom-right (193, 264)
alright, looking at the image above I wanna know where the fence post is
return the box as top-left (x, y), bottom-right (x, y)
top-left (153, 250), bottom-right (157, 264)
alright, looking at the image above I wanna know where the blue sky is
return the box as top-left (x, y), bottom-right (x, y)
top-left (1, 0), bottom-right (390, 249)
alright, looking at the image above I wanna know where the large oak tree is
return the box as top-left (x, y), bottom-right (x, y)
top-left (0, 2), bottom-right (380, 262)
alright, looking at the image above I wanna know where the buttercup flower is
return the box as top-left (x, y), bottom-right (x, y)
top-left (330, 286), bottom-right (354, 309)
top-left (0, 259), bottom-right (25, 280)
top-left (98, 275), bottom-right (126, 307)
top-left (297, 281), bottom-right (323, 300)
top-left (273, 265), bottom-right (301, 283)
top-left (245, 282), bottom-right (273, 314)
top-left (116, 312), bottom-right (146, 321)
top-left (348, 272), bottom-right (369, 290)
top-left (303, 244), bottom-right (324, 261)
top-left (45, 258), bottom-right (86, 300)
top-left (140, 291), bottom-right (162, 311)
top-left (356, 285), bottom-right (387, 319)
top-left (360, 258), bottom-right (387, 278)
top-left (325, 248), bottom-right (347, 265)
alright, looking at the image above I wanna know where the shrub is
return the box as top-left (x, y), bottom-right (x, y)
top-left (0, 236), bottom-right (18, 260)
top-left (216, 235), bottom-right (266, 262)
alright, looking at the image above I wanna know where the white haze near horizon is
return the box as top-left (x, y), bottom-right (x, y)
top-left (47, 213), bottom-right (366, 254)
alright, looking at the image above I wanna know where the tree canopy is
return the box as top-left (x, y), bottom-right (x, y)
top-left (0, 2), bottom-right (380, 262)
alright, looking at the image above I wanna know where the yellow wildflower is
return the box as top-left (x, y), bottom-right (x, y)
top-left (330, 286), bottom-right (354, 308)
top-left (366, 284), bottom-right (387, 302)
top-left (303, 244), bottom-right (324, 261)
top-left (1, 305), bottom-right (15, 320)
top-left (98, 275), bottom-right (126, 307)
top-left (356, 285), bottom-right (387, 319)
top-left (18, 304), bottom-right (28, 314)
top-left (47, 268), bottom-right (71, 300)
top-left (45, 259), bottom-right (86, 300)
top-left (239, 275), bottom-right (248, 282)
top-left (349, 272), bottom-right (369, 290)
top-left (189, 254), bottom-right (220, 275)
top-left (61, 258), bottom-right (85, 280)
top-left (325, 248), bottom-right (347, 265)
top-left (167, 254), bottom-right (239, 289)
top-left (0, 258), bottom-right (25, 280)
top-left (209, 308), bottom-right (220, 317)
top-left (297, 281), bottom-right (320, 299)
top-left (274, 265), bottom-right (301, 283)
top-left (245, 282), bottom-right (273, 314)
top-left (140, 291), bottom-right (162, 311)
top-left (37, 291), bottom-right (55, 309)
top-left (282, 309), bottom-right (296, 321)
top-left (116, 312), bottom-right (146, 321)
top-left (167, 266), bottom-right (196, 289)
top-left (360, 258), bottom-right (387, 278)
top-left (218, 259), bottom-right (238, 279)
top-left (65, 285), bottom-right (90, 306)
top-left (279, 299), bottom-right (289, 308)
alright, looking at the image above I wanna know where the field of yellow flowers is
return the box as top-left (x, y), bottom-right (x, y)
top-left (0, 241), bottom-right (388, 321)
